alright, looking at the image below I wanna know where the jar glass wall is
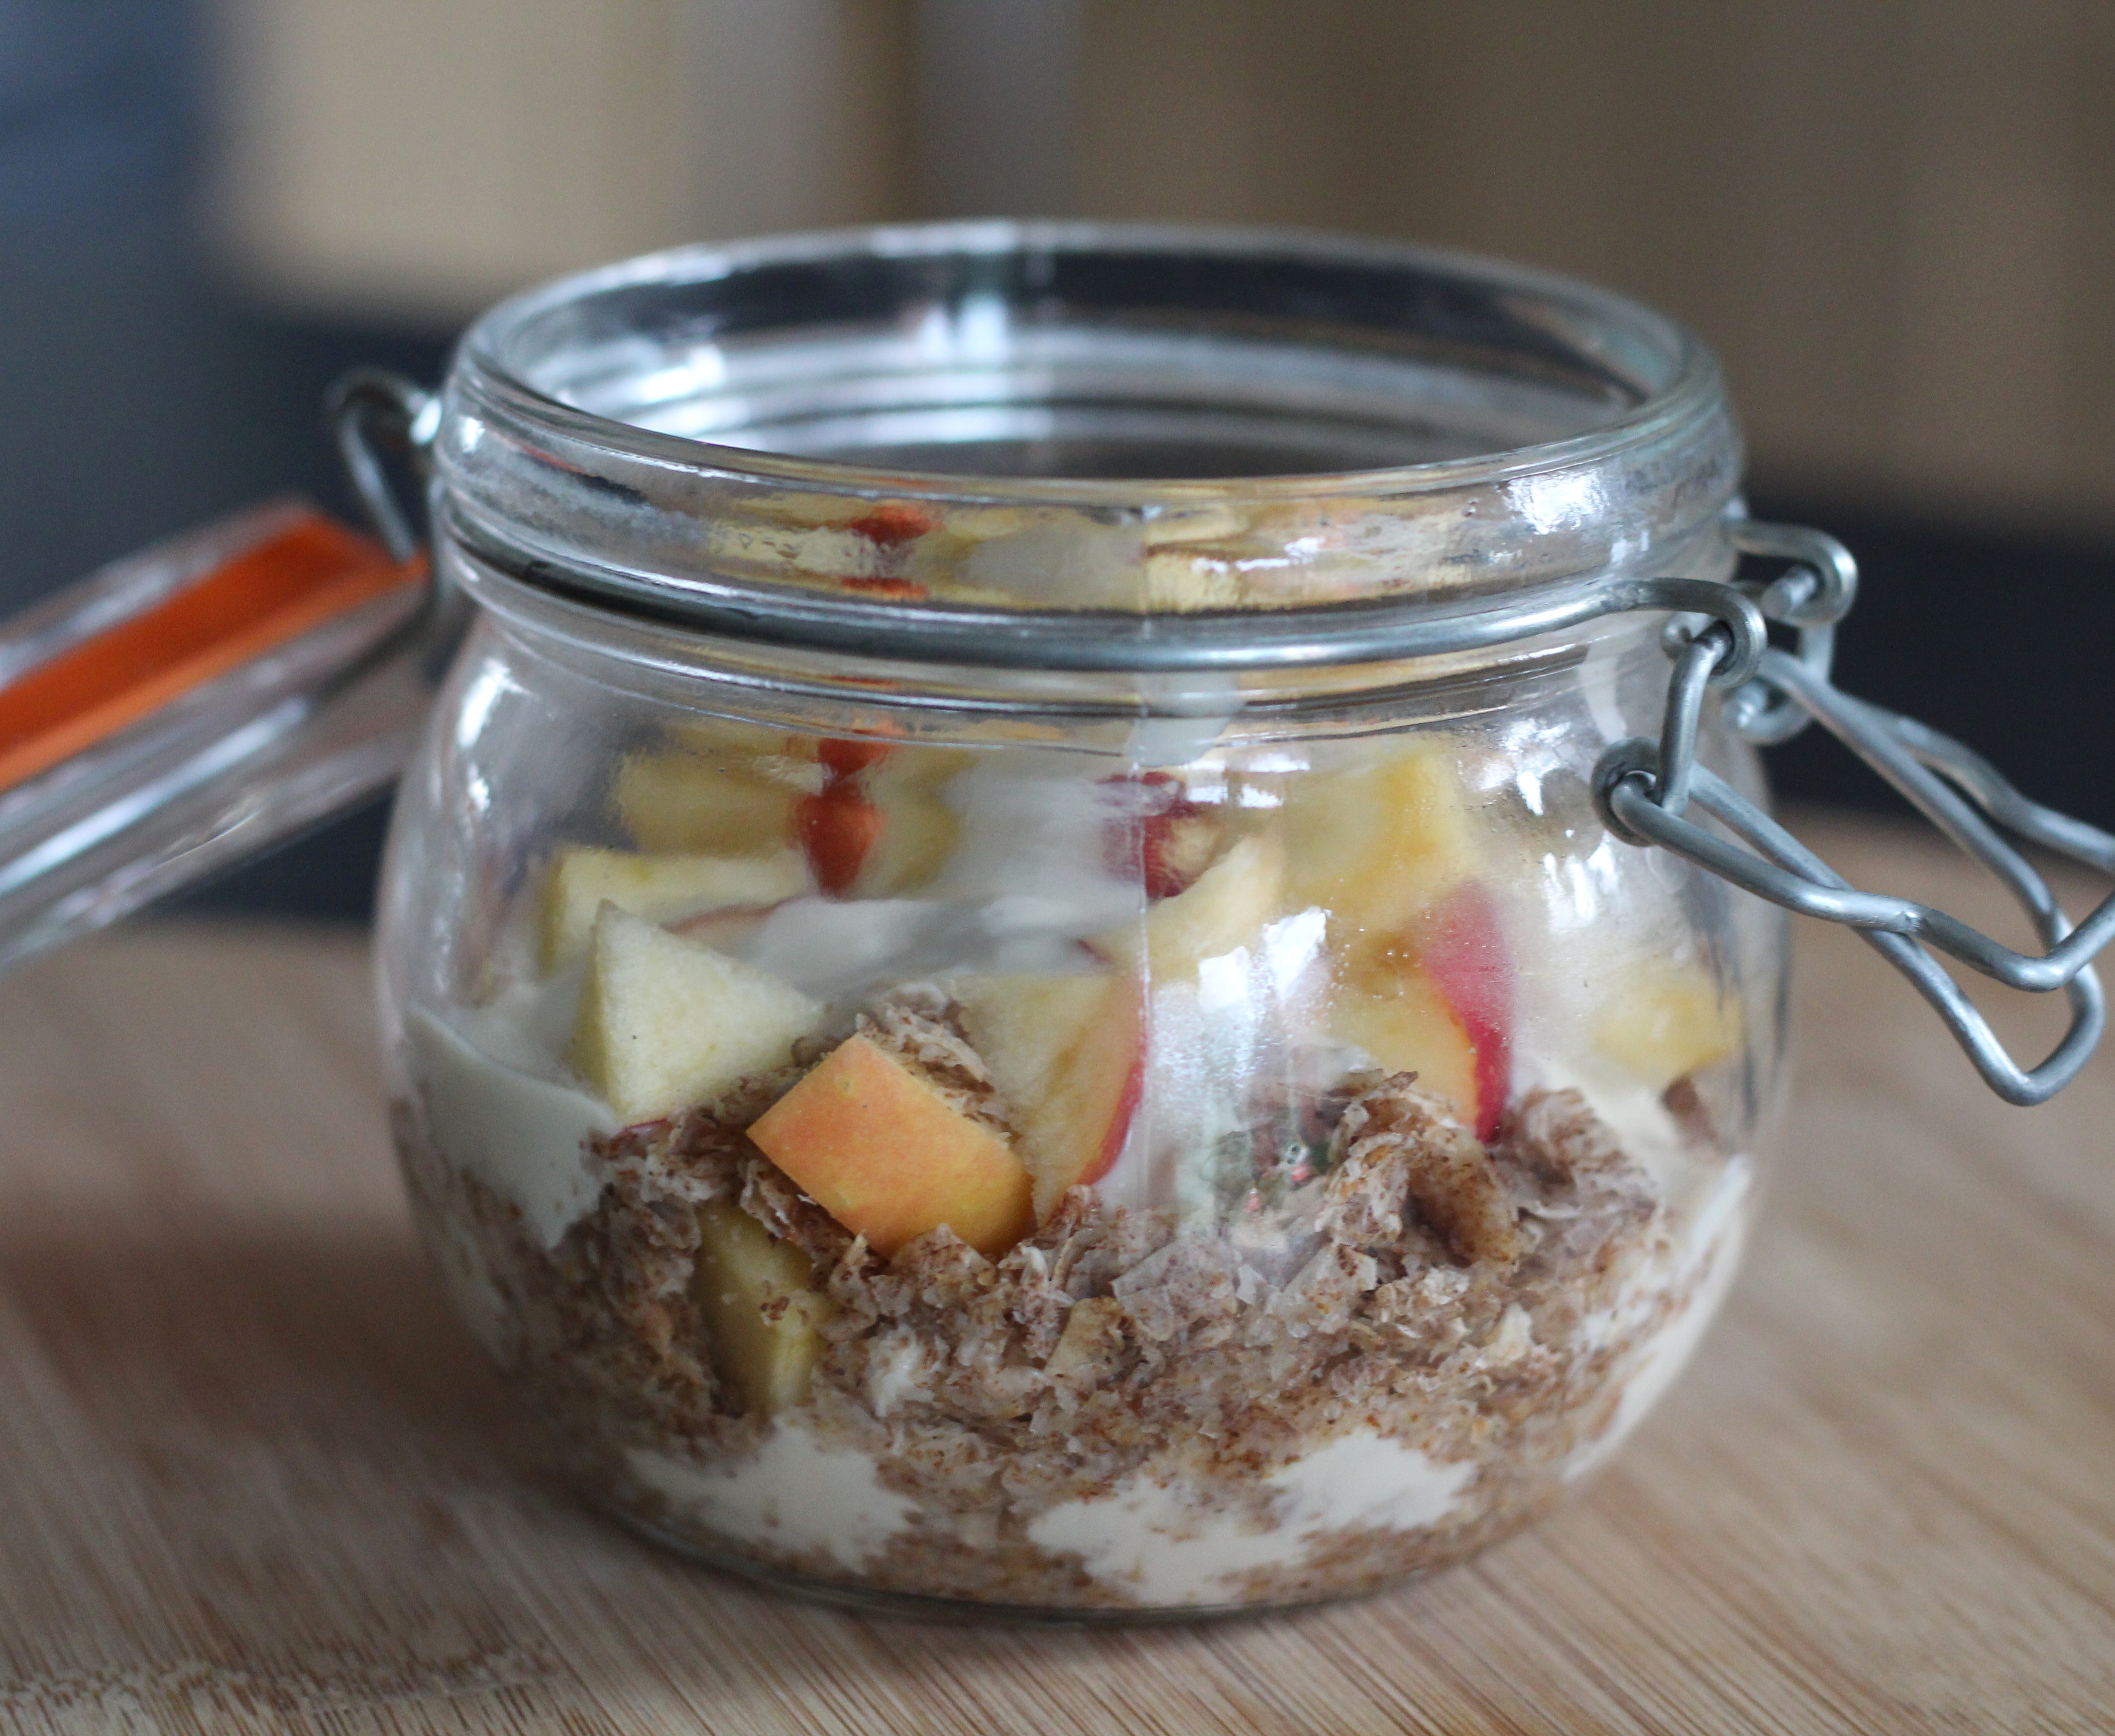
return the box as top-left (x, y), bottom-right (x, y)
top-left (377, 226), bottom-right (1785, 1616)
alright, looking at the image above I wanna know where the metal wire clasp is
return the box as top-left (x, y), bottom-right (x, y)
top-left (1594, 517), bottom-right (2114, 1105)
top-left (327, 370), bottom-right (441, 564)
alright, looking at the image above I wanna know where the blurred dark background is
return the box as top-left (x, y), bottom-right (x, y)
top-left (3, 0), bottom-right (2109, 922)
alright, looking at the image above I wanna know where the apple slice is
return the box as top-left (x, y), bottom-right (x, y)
top-left (1593, 955), bottom-right (1741, 1091)
top-left (1416, 882), bottom-right (1512, 1141)
top-left (852, 747), bottom-right (973, 896)
top-left (1101, 772), bottom-right (1221, 900)
top-left (1339, 881), bottom-right (1513, 1142)
top-left (538, 846), bottom-right (810, 972)
top-left (613, 737), bottom-right (823, 854)
top-left (795, 782), bottom-right (884, 895)
top-left (568, 903), bottom-right (821, 1123)
top-left (849, 780), bottom-right (957, 896)
top-left (844, 502), bottom-right (936, 549)
top-left (1094, 833), bottom-right (1284, 984)
top-left (955, 970), bottom-right (1147, 1220)
top-left (1328, 973), bottom-right (1481, 1132)
top-left (666, 901), bottom-right (779, 952)
top-left (748, 1034), bottom-right (1036, 1258)
top-left (792, 742), bottom-right (972, 898)
top-left (669, 716), bottom-right (820, 763)
top-left (1278, 741), bottom-right (1474, 942)
top-left (692, 1200), bottom-right (837, 1416)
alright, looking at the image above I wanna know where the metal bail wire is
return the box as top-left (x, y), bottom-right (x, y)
top-left (1595, 518), bottom-right (2115, 1105)
top-left (322, 371), bottom-right (468, 692)
top-left (327, 370), bottom-right (441, 565)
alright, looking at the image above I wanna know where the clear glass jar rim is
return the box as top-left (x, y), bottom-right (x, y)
top-left (435, 223), bottom-right (1741, 671)
top-left (456, 220), bottom-right (1726, 506)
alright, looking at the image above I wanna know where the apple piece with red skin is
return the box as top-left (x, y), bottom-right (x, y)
top-left (1329, 974), bottom-right (1482, 1132)
top-left (1087, 1039), bottom-right (1146, 1200)
top-left (798, 739), bottom-right (970, 897)
top-left (839, 576), bottom-right (928, 598)
top-left (817, 738), bottom-right (894, 779)
top-left (954, 970), bottom-right (1148, 1220)
top-left (836, 505), bottom-right (936, 596)
top-left (1094, 833), bottom-right (1284, 985)
top-left (627, 734), bottom-right (893, 895)
top-left (667, 900), bottom-right (784, 952)
top-left (845, 503), bottom-right (936, 550)
top-left (1415, 881), bottom-right (1512, 1142)
top-left (799, 738), bottom-right (892, 897)
top-left (1100, 771), bottom-right (1222, 900)
top-left (1338, 881), bottom-right (1513, 1143)
top-left (748, 1033), bottom-right (1035, 1258)
top-left (796, 782), bottom-right (884, 894)
top-left (1142, 808), bottom-right (1220, 901)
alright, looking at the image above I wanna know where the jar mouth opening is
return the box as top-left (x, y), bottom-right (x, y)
top-left (457, 221), bottom-right (1723, 504)
top-left (436, 224), bottom-right (1740, 669)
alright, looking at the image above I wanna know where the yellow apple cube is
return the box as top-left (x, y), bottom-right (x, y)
top-left (1278, 742), bottom-right (1474, 942)
top-left (749, 1035), bottom-right (1036, 1258)
top-left (538, 846), bottom-right (810, 972)
top-left (692, 1200), bottom-right (836, 1416)
top-left (1328, 973), bottom-right (1480, 1130)
top-left (1594, 957), bottom-right (1743, 1091)
top-left (1095, 834), bottom-right (1285, 983)
top-left (568, 903), bottom-right (821, 1123)
top-left (612, 746), bottom-right (822, 854)
top-left (955, 969), bottom-right (1146, 1220)
top-left (850, 748), bottom-right (973, 896)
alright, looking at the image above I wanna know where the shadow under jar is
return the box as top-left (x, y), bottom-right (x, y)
top-left (380, 225), bottom-right (1783, 1618)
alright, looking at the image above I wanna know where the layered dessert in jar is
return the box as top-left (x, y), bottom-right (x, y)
top-left (393, 679), bottom-right (1759, 1614)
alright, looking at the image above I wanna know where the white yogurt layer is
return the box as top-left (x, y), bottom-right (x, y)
top-left (627, 1426), bottom-right (915, 1571)
top-left (1027, 1429), bottom-right (1476, 1605)
top-left (1565, 1153), bottom-right (1752, 1481)
top-left (408, 999), bottom-right (615, 1248)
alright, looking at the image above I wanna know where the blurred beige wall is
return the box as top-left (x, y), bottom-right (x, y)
top-left (211, 0), bottom-right (2115, 531)
top-left (211, 0), bottom-right (913, 321)
top-left (1076, 0), bottom-right (2115, 533)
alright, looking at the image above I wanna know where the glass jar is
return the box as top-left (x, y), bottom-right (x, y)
top-left (378, 226), bottom-right (1783, 1616)
top-left (1, 224), bottom-right (2104, 1620)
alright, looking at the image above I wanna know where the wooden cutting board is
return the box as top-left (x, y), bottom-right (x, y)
top-left (0, 813), bottom-right (2108, 1733)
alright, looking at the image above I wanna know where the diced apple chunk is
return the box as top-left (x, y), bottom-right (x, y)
top-left (851, 749), bottom-right (972, 896)
top-left (692, 1201), bottom-right (836, 1416)
top-left (538, 846), bottom-right (810, 972)
top-left (613, 745), bottom-right (822, 854)
top-left (1594, 957), bottom-right (1742, 1090)
top-left (851, 783), bottom-right (955, 895)
top-left (1344, 881), bottom-right (1514, 1142)
top-left (1328, 973), bottom-right (1481, 1131)
top-left (1278, 742), bottom-right (1474, 942)
top-left (748, 1035), bottom-right (1035, 1258)
top-left (795, 783), bottom-right (884, 895)
top-left (667, 717), bottom-right (818, 763)
top-left (1095, 834), bottom-right (1284, 983)
top-left (955, 970), bottom-right (1146, 1220)
top-left (568, 903), bottom-right (820, 1123)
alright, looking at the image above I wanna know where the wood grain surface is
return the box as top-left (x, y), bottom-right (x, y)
top-left (0, 814), bottom-right (2108, 1734)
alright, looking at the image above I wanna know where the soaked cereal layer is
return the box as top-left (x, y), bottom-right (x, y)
top-left (399, 991), bottom-right (1742, 1612)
